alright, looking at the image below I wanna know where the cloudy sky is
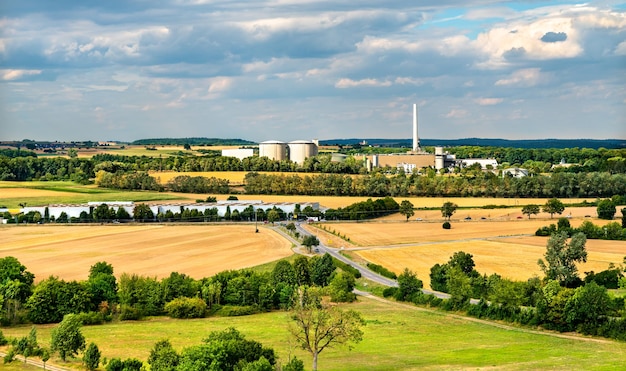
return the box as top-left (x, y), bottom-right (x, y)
top-left (1, 1), bottom-right (625, 142)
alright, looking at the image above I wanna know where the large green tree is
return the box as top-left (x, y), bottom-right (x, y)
top-left (133, 203), bottom-right (154, 221)
top-left (289, 293), bottom-right (365, 371)
top-left (522, 204), bottom-right (540, 219)
top-left (538, 232), bottom-right (587, 287)
top-left (596, 199), bottom-right (616, 220)
top-left (302, 235), bottom-right (320, 253)
top-left (395, 268), bottom-right (423, 302)
top-left (399, 200), bottom-right (415, 221)
top-left (51, 314), bottom-right (86, 361)
top-left (311, 253), bottom-right (335, 287)
top-left (543, 198), bottom-right (565, 219)
top-left (441, 202), bottom-right (458, 220)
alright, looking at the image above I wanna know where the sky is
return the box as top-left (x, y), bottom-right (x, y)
top-left (1, 1), bottom-right (625, 142)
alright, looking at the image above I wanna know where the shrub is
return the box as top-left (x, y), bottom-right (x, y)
top-left (366, 263), bottom-right (397, 279)
top-left (0, 330), bottom-right (8, 346)
top-left (216, 305), bottom-right (260, 317)
top-left (119, 305), bottom-right (142, 321)
top-left (382, 287), bottom-right (398, 298)
top-left (75, 311), bottom-right (109, 325)
top-left (442, 221), bottom-right (451, 229)
top-left (332, 258), bottom-right (361, 278)
top-left (164, 297), bottom-right (207, 319)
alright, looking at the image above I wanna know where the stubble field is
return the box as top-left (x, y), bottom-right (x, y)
top-left (312, 214), bottom-right (626, 288)
top-left (0, 224), bottom-right (293, 282)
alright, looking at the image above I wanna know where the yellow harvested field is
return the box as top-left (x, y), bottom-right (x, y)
top-left (356, 237), bottom-right (626, 289)
top-left (313, 208), bottom-right (626, 289)
top-left (0, 225), bottom-right (293, 282)
top-left (320, 212), bottom-right (608, 247)
top-left (0, 187), bottom-right (73, 199)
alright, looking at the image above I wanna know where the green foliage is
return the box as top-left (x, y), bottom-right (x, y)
top-left (399, 200), bottom-right (415, 221)
top-left (521, 204), bottom-right (540, 219)
top-left (292, 256), bottom-right (312, 286)
top-left (328, 271), bottom-right (357, 303)
top-left (366, 263), bottom-right (397, 279)
top-left (332, 258), bottom-right (361, 279)
top-left (310, 254), bottom-right (335, 287)
top-left (164, 297), bottom-right (207, 319)
top-left (442, 221), bottom-right (451, 229)
top-left (282, 356), bottom-right (305, 371)
top-left (118, 273), bottom-right (164, 319)
top-left (26, 277), bottom-right (92, 324)
top-left (538, 232), bottom-right (588, 287)
top-left (441, 202), bottom-right (458, 220)
top-left (543, 198), bottom-right (565, 218)
top-left (83, 342), bottom-right (101, 371)
top-left (447, 267), bottom-right (472, 309)
top-left (395, 268), bottom-right (423, 302)
top-left (289, 294), bottom-right (365, 371)
top-left (271, 260), bottom-right (297, 287)
top-left (161, 272), bottom-right (197, 303)
top-left (597, 199), bottom-right (616, 220)
top-left (584, 265), bottom-right (624, 289)
top-left (166, 175), bottom-right (229, 194)
top-left (106, 358), bottom-right (143, 371)
top-left (301, 235), bottom-right (320, 253)
top-left (51, 313), bottom-right (86, 361)
top-left (133, 203), bottom-right (154, 221)
top-left (177, 327), bottom-right (275, 371)
top-left (324, 197), bottom-right (399, 220)
top-left (148, 339), bottom-right (179, 371)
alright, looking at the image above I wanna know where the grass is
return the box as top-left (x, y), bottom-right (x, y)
top-left (2, 296), bottom-right (626, 370)
top-left (0, 181), bottom-right (183, 208)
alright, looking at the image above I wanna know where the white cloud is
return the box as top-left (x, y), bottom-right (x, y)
top-left (495, 68), bottom-right (543, 87)
top-left (475, 98), bottom-right (503, 105)
top-left (335, 78), bottom-right (392, 88)
top-left (1, 69), bottom-right (42, 81)
top-left (444, 108), bottom-right (469, 119)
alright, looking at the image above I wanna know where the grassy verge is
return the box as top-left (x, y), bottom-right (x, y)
top-left (2, 296), bottom-right (625, 370)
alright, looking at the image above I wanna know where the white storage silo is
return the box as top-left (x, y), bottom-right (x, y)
top-left (259, 141), bottom-right (287, 161)
top-left (288, 140), bottom-right (318, 165)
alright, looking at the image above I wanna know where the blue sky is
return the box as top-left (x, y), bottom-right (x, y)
top-left (1, 1), bottom-right (625, 142)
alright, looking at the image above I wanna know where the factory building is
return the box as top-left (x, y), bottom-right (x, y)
top-left (221, 148), bottom-right (254, 160)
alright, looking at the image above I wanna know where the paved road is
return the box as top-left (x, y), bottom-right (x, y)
top-left (0, 351), bottom-right (69, 371)
top-left (290, 223), bottom-right (459, 300)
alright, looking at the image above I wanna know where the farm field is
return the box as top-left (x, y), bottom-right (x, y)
top-left (34, 144), bottom-right (237, 158)
top-left (2, 295), bottom-right (626, 371)
top-left (0, 181), bottom-right (184, 209)
top-left (313, 215), bottom-right (626, 288)
top-left (0, 224), bottom-right (293, 282)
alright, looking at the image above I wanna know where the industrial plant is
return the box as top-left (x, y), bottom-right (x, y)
top-left (221, 104), bottom-right (497, 172)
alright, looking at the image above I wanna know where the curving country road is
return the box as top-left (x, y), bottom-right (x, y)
top-left (281, 223), bottom-right (457, 300)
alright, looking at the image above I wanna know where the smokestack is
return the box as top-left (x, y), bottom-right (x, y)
top-left (412, 103), bottom-right (420, 152)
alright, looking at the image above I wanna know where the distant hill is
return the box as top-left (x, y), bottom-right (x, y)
top-left (320, 138), bottom-right (626, 149)
top-left (131, 138), bottom-right (256, 146)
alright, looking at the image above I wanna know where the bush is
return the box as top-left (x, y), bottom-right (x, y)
top-left (119, 305), bottom-right (142, 321)
top-left (442, 221), bottom-right (451, 229)
top-left (366, 263), bottom-right (397, 279)
top-left (75, 311), bottom-right (109, 325)
top-left (0, 330), bottom-right (8, 346)
top-left (164, 297), bottom-right (207, 319)
top-left (216, 305), bottom-right (260, 317)
top-left (332, 258), bottom-right (361, 278)
top-left (382, 287), bottom-right (398, 298)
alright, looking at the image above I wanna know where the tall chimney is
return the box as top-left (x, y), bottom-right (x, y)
top-left (412, 103), bottom-right (420, 152)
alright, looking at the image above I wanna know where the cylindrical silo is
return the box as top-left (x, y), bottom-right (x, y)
top-left (288, 140), bottom-right (318, 165)
top-left (435, 146), bottom-right (444, 155)
top-left (258, 141), bottom-right (287, 161)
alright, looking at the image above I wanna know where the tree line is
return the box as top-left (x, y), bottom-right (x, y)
top-left (244, 171), bottom-right (626, 198)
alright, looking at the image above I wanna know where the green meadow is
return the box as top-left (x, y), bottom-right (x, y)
top-left (2, 296), bottom-right (625, 370)
top-left (0, 181), bottom-right (182, 209)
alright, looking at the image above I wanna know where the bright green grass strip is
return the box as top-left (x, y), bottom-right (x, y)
top-left (2, 297), bottom-right (625, 370)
